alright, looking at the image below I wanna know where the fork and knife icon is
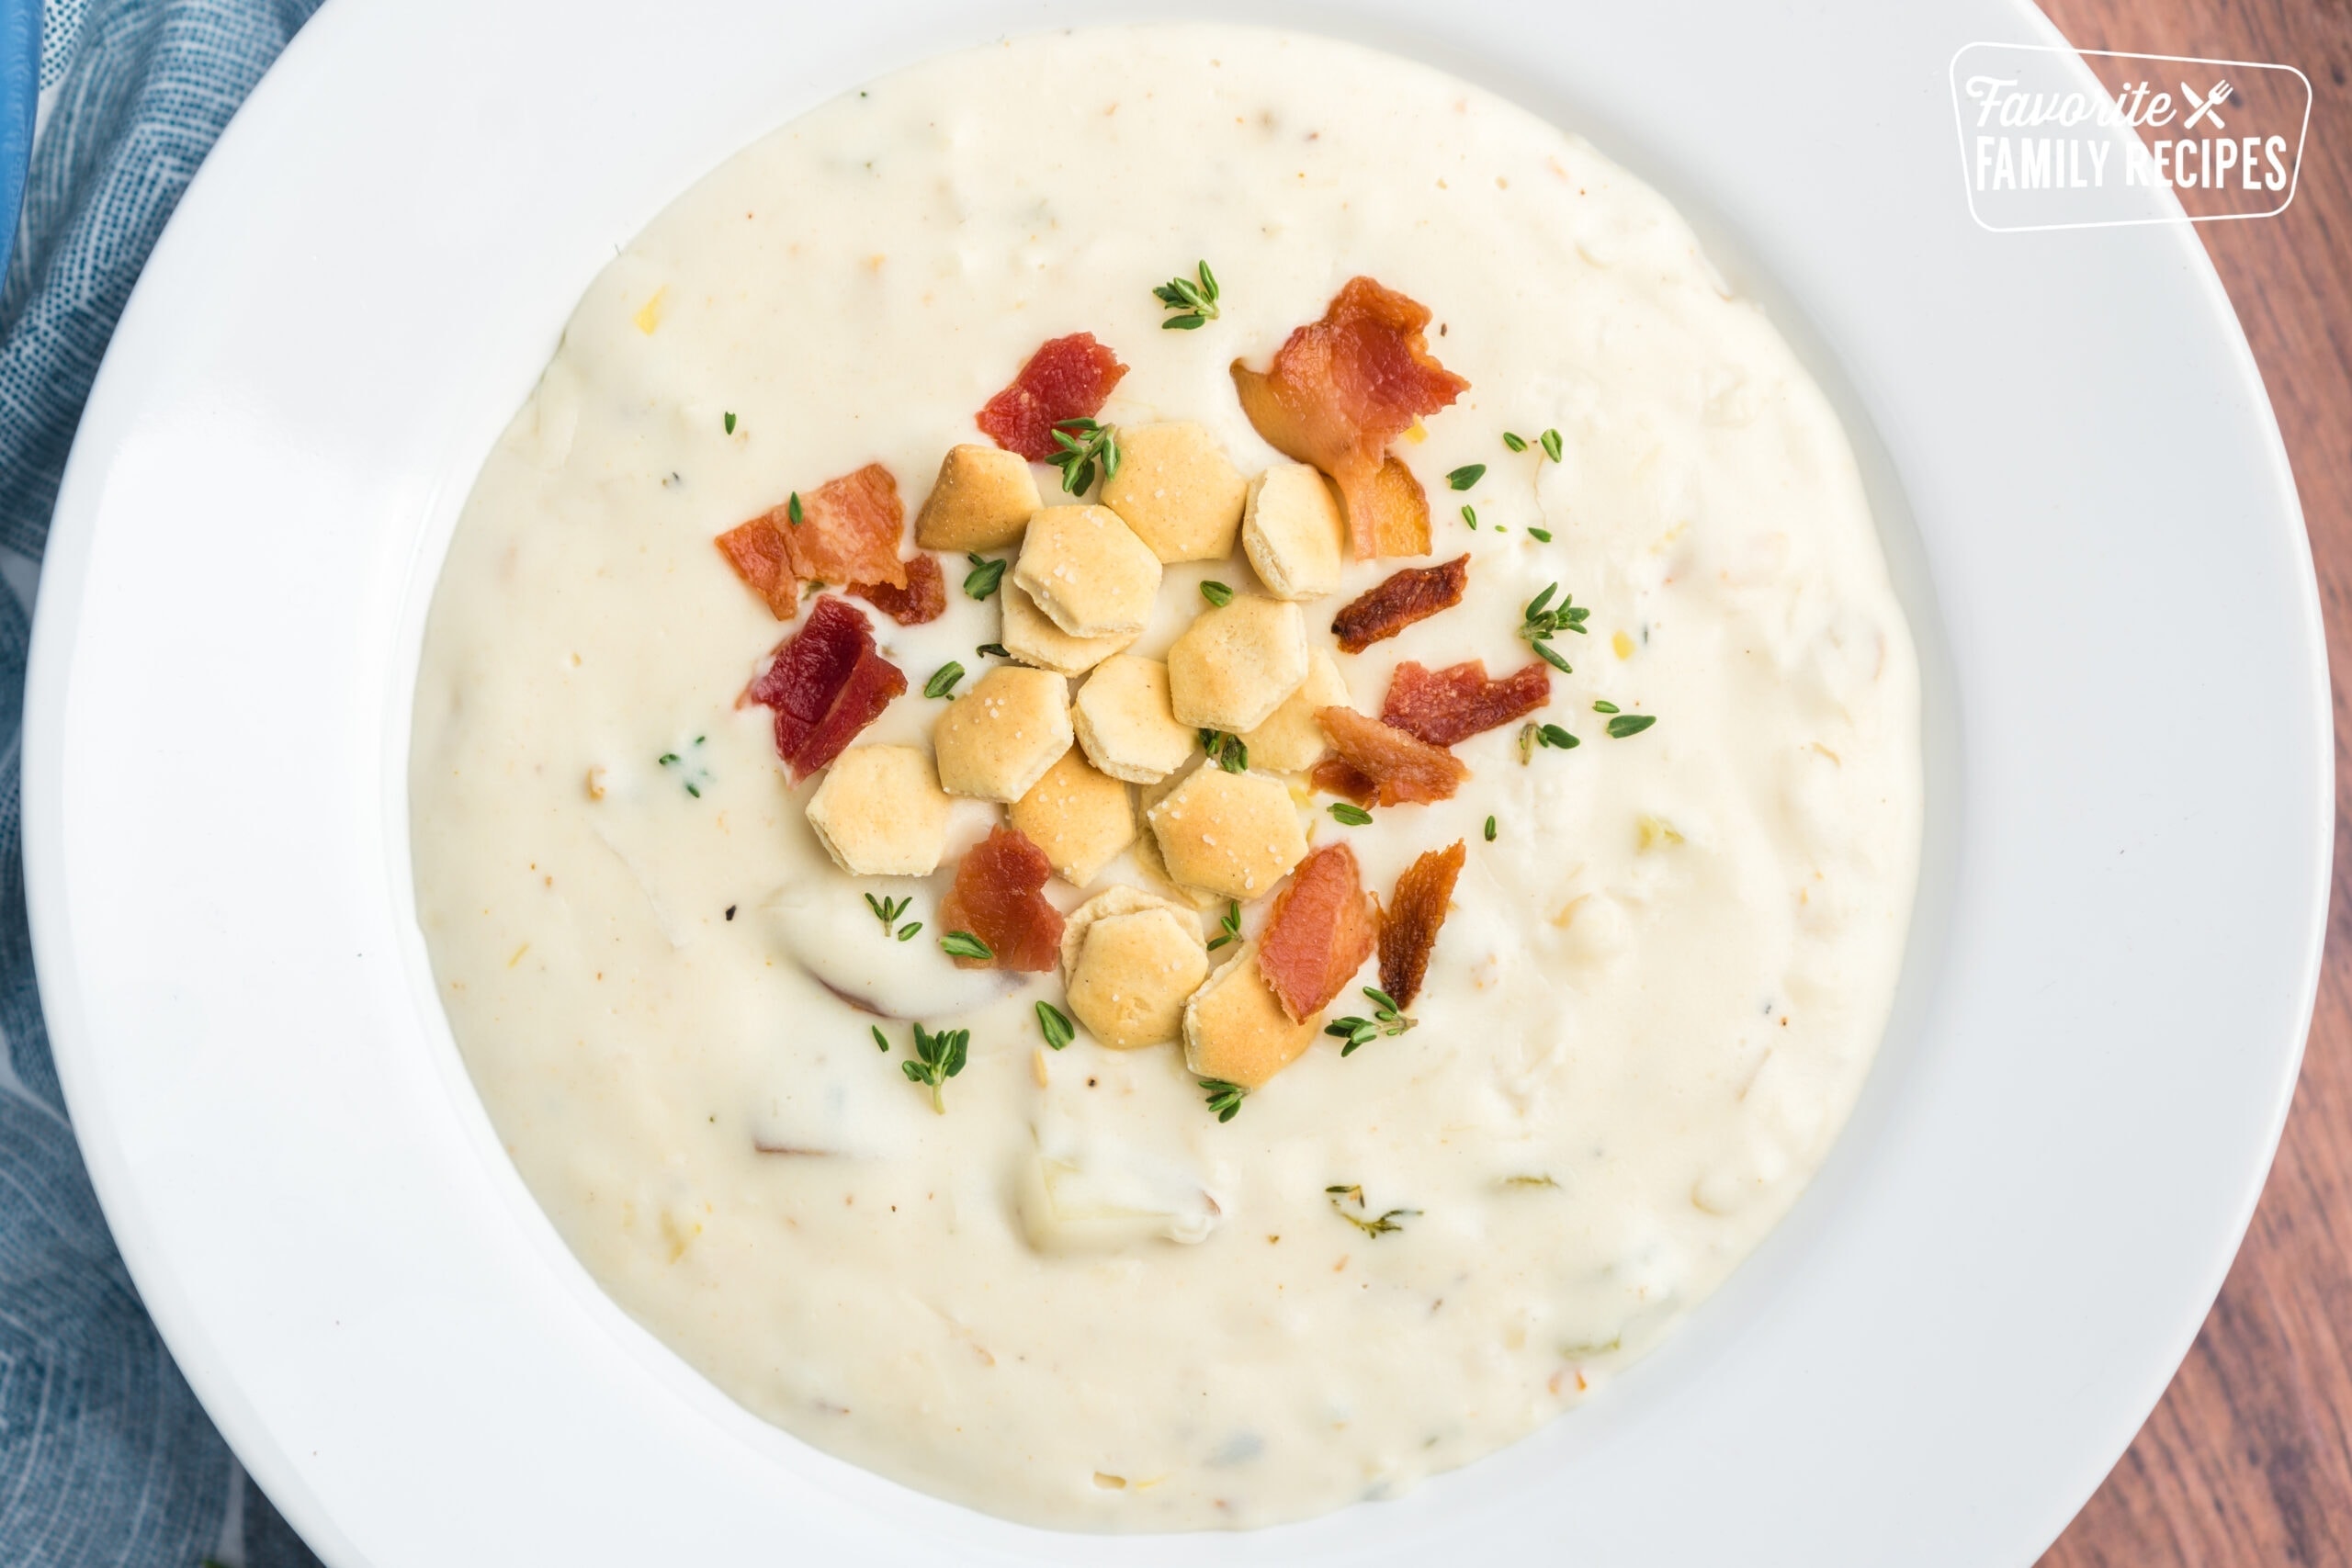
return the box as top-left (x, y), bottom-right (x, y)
top-left (2181, 80), bottom-right (2232, 130)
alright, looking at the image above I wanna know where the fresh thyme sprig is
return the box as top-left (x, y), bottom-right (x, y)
top-left (1198, 728), bottom-right (1249, 773)
top-left (1205, 901), bottom-right (1241, 953)
top-left (1036, 999), bottom-right (1075, 1051)
top-left (1520, 582), bottom-right (1589, 674)
top-left (1201, 1078), bottom-right (1248, 1122)
top-left (940, 930), bottom-right (993, 962)
top-left (963, 553), bottom-right (1006, 600)
top-left (1047, 418), bottom-right (1120, 495)
top-left (1323, 986), bottom-right (1418, 1056)
top-left (860, 888), bottom-right (912, 940)
top-left (1326, 1183), bottom-right (1417, 1236)
top-left (1153, 260), bottom-right (1221, 329)
top-left (899, 1021), bottom-right (970, 1113)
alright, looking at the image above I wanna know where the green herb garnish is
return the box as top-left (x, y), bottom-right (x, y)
top-left (1324, 986), bottom-right (1417, 1056)
top-left (865, 893), bottom-right (922, 941)
top-left (1329, 801), bottom-right (1374, 826)
top-left (1538, 723), bottom-right (1579, 750)
top-left (1461, 504), bottom-right (1478, 530)
top-left (1592, 699), bottom-right (1620, 714)
top-left (872, 1025), bottom-right (890, 1053)
top-left (1205, 901), bottom-right (1241, 953)
top-left (1198, 728), bottom-right (1249, 773)
top-left (976, 642), bottom-right (1012, 659)
top-left (900, 1021), bottom-right (970, 1113)
top-left (1528, 526), bottom-right (1553, 542)
top-left (1326, 1184), bottom-right (1416, 1236)
top-left (940, 930), bottom-right (994, 962)
top-left (1201, 1078), bottom-right (1248, 1122)
top-left (1539, 428), bottom-right (1564, 462)
top-left (963, 554), bottom-right (1006, 600)
top-left (1037, 1000), bottom-right (1076, 1051)
top-left (1446, 464), bottom-right (1486, 491)
top-left (1521, 583), bottom-right (1590, 642)
top-left (1153, 260), bottom-right (1221, 329)
top-left (1606, 713), bottom-right (1657, 739)
top-left (723, 411), bottom-right (737, 435)
top-left (786, 491), bottom-right (804, 526)
top-left (1532, 640), bottom-right (1574, 675)
top-left (1485, 814), bottom-right (1498, 841)
top-left (1047, 417), bottom-right (1120, 495)
top-left (1200, 580), bottom-right (1235, 607)
top-left (924, 662), bottom-right (966, 699)
top-left (1502, 432), bottom-right (1529, 453)
top-left (1520, 724), bottom-right (1537, 764)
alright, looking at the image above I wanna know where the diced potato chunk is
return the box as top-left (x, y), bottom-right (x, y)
top-left (915, 445), bottom-right (1041, 552)
top-left (1182, 942), bottom-right (1319, 1089)
top-left (1241, 463), bottom-right (1346, 601)
top-left (1072, 655), bottom-right (1193, 784)
top-left (933, 665), bottom-right (1072, 802)
top-left (1166, 594), bottom-right (1310, 734)
top-left (1012, 504), bottom-right (1161, 637)
top-left (1145, 766), bottom-right (1307, 900)
top-left (1100, 421), bottom-right (1248, 563)
top-left (802, 745), bottom-right (952, 875)
top-left (1009, 748), bottom-right (1135, 886)
top-left (1001, 582), bottom-right (1136, 676)
top-left (1065, 906), bottom-right (1209, 1049)
top-left (1238, 650), bottom-right (1351, 773)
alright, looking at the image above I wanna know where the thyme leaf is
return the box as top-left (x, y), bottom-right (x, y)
top-left (1205, 900), bottom-right (1241, 953)
top-left (899, 1021), bottom-right (970, 1113)
top-left (939, 930), bottom-right (994, 962)
top-left (1200, 1077), bottom-right (1248, 1122)
top-left (1328, 801), bottom-right (1374, 826)
top-left (1606, 713), bottom-right (1657, 739)
top-left (1036, 999), bottom-right (1075, 1051)
top-left (963, 554), bottom-right (1007, 600)
top-left (1046, 417), bottom-right (1120, 495)
top-left (1153, 260), bottom-right (1221, 329)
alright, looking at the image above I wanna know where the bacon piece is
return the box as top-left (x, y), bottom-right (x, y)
top-left (936, 826), bottom-right (1065, 973)
top-left (1382, 660), bottom-right (1553, 747)
top-left (1379, 840), bottom-right (1466, 1009)
top-left (977, 333), bottom-right (1129, 460)
top-left (1255, 842), bottom-right (1378, 1022)
top-left (851, 553), bottom-right (946, 626)
top-left (1330, 555), bottom-right (1469, 653)
top-left (747, 596), bottom-right (908, 781)
top-left (1312, 707), bottom-right (1469, 807)
top-left (1230, 276), bottom-right (1467, 558)
top-left (774, 462), bottom-right (908, 590)
top-left (714, 515), bottom-right (800, 620)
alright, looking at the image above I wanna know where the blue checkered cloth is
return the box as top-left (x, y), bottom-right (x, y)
top-left (1, 2), bottom-right (325, 1562)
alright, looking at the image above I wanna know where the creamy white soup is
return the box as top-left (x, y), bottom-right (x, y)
top-left (411, 23), bottom-right (1921, 1531)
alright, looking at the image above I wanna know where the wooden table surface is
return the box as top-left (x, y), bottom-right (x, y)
top-left (2028, 1), bottom-right (2352, 1563)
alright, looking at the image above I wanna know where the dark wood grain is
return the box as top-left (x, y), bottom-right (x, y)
top-left (2031, 1), bottom-right (2352, 1563)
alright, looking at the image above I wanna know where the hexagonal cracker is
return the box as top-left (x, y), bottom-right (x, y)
top-left (933, 665), bottom-right (1072, 802)
top-left (1101, 421), bottom-right (1248, 563)
top-left (1011, 503), bottom-right (1161, 637)
top-left (1166, 594), bottom-right (1310, 734)
top-left (1145, 766), bottom-right (1307, 901)
top-left (802, 745), bottom-right (953, 876)
top-left (1009, 747), bottom-right (1136, 886)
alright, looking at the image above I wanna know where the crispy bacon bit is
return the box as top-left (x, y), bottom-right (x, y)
top-left (1382, 660), bottom-right (1553, 747)
top-left (1312, 707), bottom-right (1469, 807)
top-left (1329, 555), bottom-right (1470, 653)
top-left (780, 462), bottom-right (909, 590)
top-left (1361, 452), bottom-right (1432, 558)
top-left (851, 552), bottom-right (946, 625)
top-left (714, 516), bottom-right (800, 619)
top-left (937, 826), bottom-right (1065, 973)
top-left (1379, 840), bottom-right (1466, 1009)
top-left (1256, 842), bottom-right (1378, 1022)
top-left (977, 333), bottom-right (1129, 460)
top-left (1231, 276), bottom-right (1467, 558)
top-left (747, 597), bottom-right (908, 782)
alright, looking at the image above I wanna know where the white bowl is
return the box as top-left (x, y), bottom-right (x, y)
top-left (23, 0), bottom-right (2328, 1562)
